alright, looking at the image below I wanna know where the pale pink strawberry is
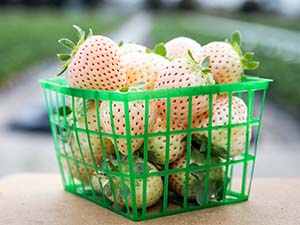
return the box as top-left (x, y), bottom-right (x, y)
top-left (61, 100), bottom-right (115, 183)
top-left (197, 42), bottom-right (243, 84)
top-left (192, 95), bottom-right (250, 157)
top-left (119, 43), bottom-right (146, 56)
top-left (100, 88), bottom-right (157, 155)
top-left (148, 117), bottom-right (187, 165)
top-left (154, 53), bottom-right (215, 122)
top-left (165, 36), bottom-right (202, 60)
top-left (196, 31), bottom-right (259, 84)
top-left (122, 52), bottom-right (169, 90)
top-left (67, 35), bottom-right (126, 90)
top-left (61, 134), bottom-right (114, 184)
top-left (57, 26), bottom-right (126, 90)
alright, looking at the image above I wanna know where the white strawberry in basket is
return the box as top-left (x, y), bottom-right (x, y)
top-left (100, 86), bottom-right (157, 155)
top-left (192, 95), bottom-right (251, 157)
top-left (154, 51), bottom-right (215, 122)
top-left (61, 135), bottom-right (114, 183)
top-left (57, 25), bottom-right (126, 90)
top-left (165, 36), bottom-right (202, 60)
top-left (61, 101), bottom-right (115, 183)
top-left (148, 117), bottom-right (187, 165)
top-left (119, 42), bottom-right (147, 56)
top-left (169, 150), bottom-right (225, 202)
top-left (197, 31), bottom-right (259, 84)
top-left (122, 52), bottom-right (169, 90)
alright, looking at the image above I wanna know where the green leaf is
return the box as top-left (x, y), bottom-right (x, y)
top-left (145, 48), bottom-right (152, 53)
top-left (134, 162), bottom-right (151, 175)
top-left (73, 25), bottom-right (85, 40)
top-left (118, 40), bottom-right (124, 47)
top-left (191, 170), bottom-right (204, 181)
top-left (109, 154), bottom-right (118, 167)
top-left (201, 56), bottom-right (210, 69)
top-left (58, 38), bottom-right (76, 50)
top-left (103, 183), bottom-right (112, 197)
top-left (212, 146), bottom-right (227, 158)
top-left (202, 68), bottom-right (211, 74)
top-left (187, 49), bottom-right (197, 64)
top-left (119, 185), bottom-right (131, 202)
top-left (230, 30), bottom-right (242, 47)
top-left (154, 42), bottom-right (166, 57)
top-left (98, 159), bottom-right (107, 171)
top-left (58, 106), bottom-right (72, 116)
top-left (243, 61), bottom-right (260, 70)
top-left (199, 142), bottom-right (207, 153)
top-left (232, 42), bottom-right (243, 56)
top-left (56, 63), bottom-right (68, 76)
top-left (168, 191), bottom-right (184, 206)
top-left (57, 53), bottom-right (71, 61)
top-left (86, 28), bottom-right (93, 39)
top-left (148, 150), bottom-right (157, 163)
top-left (206, 74), bottom-right (215, 85)
top-left (191, 148), bottom-right (205, 163)
top-left (119, 87), bottom-right (129, 92)
top-left (243, 52), bottom-right (254, 61)
top-left (195, 189), bottom-right (205, 206)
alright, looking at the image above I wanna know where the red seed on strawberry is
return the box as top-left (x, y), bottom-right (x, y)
top-left (154, 51), bottom-right (215, 122)
top-left (57, 25), bottom-right (126, 91)
top-left (148, 117), bottom-right (187, 165)
top-left (100, 87), bottom-right (157, 155)
top-left (197, 31), bottom-right (259, 84)
top-left (192, 95), bottom-right (250, 157)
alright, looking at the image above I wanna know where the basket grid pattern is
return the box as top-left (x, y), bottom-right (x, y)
top-left (41, 76), bottom-right (270, 221)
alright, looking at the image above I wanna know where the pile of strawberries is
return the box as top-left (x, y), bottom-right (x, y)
top-left (57, 26), bottom-right (259, 209)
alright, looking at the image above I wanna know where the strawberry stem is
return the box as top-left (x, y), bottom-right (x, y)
top-left (56, 25), bottom-right (93, 76)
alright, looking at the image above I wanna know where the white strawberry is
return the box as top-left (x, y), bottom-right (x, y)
top-left (154, 51), bottom-right (215, 122)
top-left (60, 100), bottom-right (115, 183)
top-left (119, 42), bottom-right (146, 56)
top-left (122, 52), bottom-right (169, 90)
top-left (197, 31), bottom-right (259, 84)
top-left (192, 95), bottom-right (250, 157)
top-left (165, 36), bottom-right (202, 60)
top-left (92, 156), bottom-right (163, 209)
top-left (61, 135), bottom-right (114, 184)
top-left (100, 87), bottom-right (157, 155)
top-left (57, 25), bottom-right (126, 90)
top-left (148, 117), bottom-right (187, 165)
top-left (169, 150), bottom-right (224, 202)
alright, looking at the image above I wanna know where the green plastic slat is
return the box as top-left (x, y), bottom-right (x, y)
top-left (40, 76), bottom-right (271, 221)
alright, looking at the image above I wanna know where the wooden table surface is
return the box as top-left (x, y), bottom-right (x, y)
top-left (0, 173), bottom-right (299, 225)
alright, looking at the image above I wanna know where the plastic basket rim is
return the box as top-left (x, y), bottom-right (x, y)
top-left (40, 76), bottom-right (272, 101)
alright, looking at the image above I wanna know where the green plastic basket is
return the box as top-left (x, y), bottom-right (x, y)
top-left (41, 76), bottom-right (271, 221)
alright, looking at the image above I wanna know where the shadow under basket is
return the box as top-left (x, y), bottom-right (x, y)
top-left (40, 76), bottom-right (271, 222)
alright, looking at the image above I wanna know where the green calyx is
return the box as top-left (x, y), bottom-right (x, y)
top-left (187, 50), bottom-right (215, 85)
top-left (192, 135), bottom-right (228, 159)
top-left (227, 30), bottom-right (260, 71)
top-left (188, 140), bottom-right (229, 206)
top-left (97, 153), bottom-right (153, 203)
top-left (146, 42), bottom-right (167, 58)
top-left (56, 25), bottom-right (93, 76)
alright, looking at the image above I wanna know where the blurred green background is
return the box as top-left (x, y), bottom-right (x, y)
top-left (0, 0), bottom-right (300, 178)
top-left (0, 10), bottom-right (124, 87)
